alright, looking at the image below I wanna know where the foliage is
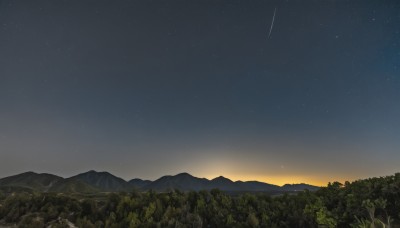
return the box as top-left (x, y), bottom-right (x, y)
top-left (0, 173), bottom-right (399, 227)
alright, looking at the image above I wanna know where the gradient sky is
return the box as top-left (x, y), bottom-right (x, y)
top-left (1, 0), bottom-right (399, 186)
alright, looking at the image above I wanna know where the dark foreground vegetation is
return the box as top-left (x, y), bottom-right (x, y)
top-left (0, 173), bottom-right (399, 228)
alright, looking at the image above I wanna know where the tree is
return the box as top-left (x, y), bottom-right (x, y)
top-left (247, 212), bottom-right (259, 228)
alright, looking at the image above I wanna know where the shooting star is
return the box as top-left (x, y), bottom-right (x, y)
top-left (268, 7), bottom-right (277, 39)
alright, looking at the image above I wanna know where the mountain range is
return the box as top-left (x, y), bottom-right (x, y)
top-left (0, 171), bottom-right (319, 193)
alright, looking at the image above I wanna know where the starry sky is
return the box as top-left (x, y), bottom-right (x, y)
top-left (0, 0), bottom-right (399, 186)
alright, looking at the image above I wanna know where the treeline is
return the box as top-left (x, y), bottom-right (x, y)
top-left (0, 173), bottom-right (399, 228)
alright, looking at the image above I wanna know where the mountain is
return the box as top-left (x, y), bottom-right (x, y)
top-left (235, 181), bottom-right (280, 192)
top-left (68, 170), bottom-right (131, 192)
top-left (281, 183), bottom-right (320, 191)
top-left (0, 171), bottom-right (319, 193)
top-left (142, 173), bottom-right (306, 192)
top-left (129, 178), bottom-right (152, 189)
top-left (0, 172), bottom-right (63, 192)
top-left (143, 173), bottom-right (209, 191)
top-left (210, 176), bottom-right (238, 191)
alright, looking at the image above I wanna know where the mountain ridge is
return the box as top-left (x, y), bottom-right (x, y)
top-left (0, 171), bottom-right (320, 193)
top-left (68, 170), bottom-right (130, 192)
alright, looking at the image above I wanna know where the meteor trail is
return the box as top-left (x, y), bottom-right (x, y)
top-left (268, 7), bottom-right (277, 39)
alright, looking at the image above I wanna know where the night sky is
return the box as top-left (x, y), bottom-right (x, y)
top-left (1, 0), bottom-right (399, 185)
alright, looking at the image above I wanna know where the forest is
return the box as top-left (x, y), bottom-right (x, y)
top-left (0, 173), bottom-right (399, 228)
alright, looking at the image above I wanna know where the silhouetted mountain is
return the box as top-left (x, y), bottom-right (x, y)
top-left (0, 171), bottom-right (319, 193)
top-left (142, 173), bottom-right (313, 192)
top-left (210, 176), bottom-right (237, 191)
top-left (143, 173), bottom-right (209, 191)
top-left (235, 180), bottom-right (280, 191)
top-left (0, 172), bottom-right (63, 192)
top-left (68, 170), bottom-right (130, 192)
top-left (281, 183), bottom-right (320, 191)
top-left (128, 178), bottom-right (152, 188)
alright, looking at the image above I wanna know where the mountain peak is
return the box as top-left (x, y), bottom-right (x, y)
top-left (175, 172), bottom-right (194, 177)
top-left (85, 170), bottom-right (109, 175)
top-left (129, 178), bottom-right (152, 188)
top-left (22, 171), bottom-right (37, 175)
top-left (214, 175), bottom-right (227, 179)
top-left (69, 170), bottom-right (129, 191)
top-left (0, 171), bottom-right (63, 192)
top-left (212, 176), bottom-right (232, 182)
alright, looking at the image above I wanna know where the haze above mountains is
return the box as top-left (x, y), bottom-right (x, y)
top-left (0, 171), bottom-right (318, 193)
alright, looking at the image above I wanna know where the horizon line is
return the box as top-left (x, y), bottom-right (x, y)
top-left (3, 169), bottom-right (397, 188)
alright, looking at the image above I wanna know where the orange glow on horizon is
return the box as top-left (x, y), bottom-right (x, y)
top-left (201, 174), bottom-right (356, 187)
top-left (177, 155), bottom-right (359, 187)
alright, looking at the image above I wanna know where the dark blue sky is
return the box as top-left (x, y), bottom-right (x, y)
top-left (1, 0), bottom-right (399, 185)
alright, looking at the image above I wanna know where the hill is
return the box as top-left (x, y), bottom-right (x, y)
top-left (281, 183), bottom-right (320, 191)
top-left (235, 180), bottom-right (280, 191)
top-left (128, 178), bottom-right (152, 189)
top-left (68, 170), bottom-right (131, 192)
top-left (143, 173), bottom-right (210, 191)
top-left (142, 173), bottom-right (312, 192)
top-left (0, 172), bottom-right (63, 192)
top-left (0, 171), bottom-right (319, 193)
